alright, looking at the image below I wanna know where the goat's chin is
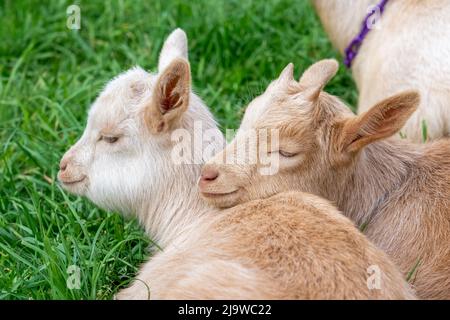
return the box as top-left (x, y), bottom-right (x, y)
top-left (200, 189), bottom-right (243, 208)
top-left (84, 189), bottom-right (128, 214)
top-left (84, 181), bottom-right (142, 216)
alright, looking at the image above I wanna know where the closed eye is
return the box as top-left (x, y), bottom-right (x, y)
top-left (100, 136), bottom-right (119, 144)
top-left (279, 150), bottom-right (298, 158)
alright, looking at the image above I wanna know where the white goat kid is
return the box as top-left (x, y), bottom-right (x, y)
top-left (58, 28), bottom-right (223, 249)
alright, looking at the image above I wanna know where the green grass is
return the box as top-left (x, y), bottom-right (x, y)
top-left (0, 0), bottom-right (357, 299)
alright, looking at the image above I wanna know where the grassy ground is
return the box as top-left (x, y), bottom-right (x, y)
top-left (0, 0), bottom-right (357, 299)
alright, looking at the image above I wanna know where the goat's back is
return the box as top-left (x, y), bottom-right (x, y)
top-left (208, 191), bottom-right (415, 299)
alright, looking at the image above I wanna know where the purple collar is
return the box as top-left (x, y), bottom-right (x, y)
top-left (344, 0), bottom-right (390, 68)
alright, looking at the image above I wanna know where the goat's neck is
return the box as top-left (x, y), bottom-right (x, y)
top-left (136, 101), bottom-right (224, 248)
top-left (138, 165), bottom-right (217, 248)
top-left (324, 139), bottom-right (418, 226)
top-left (312, 0), bottom-right (376, 54)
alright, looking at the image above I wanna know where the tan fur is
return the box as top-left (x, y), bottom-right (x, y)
top-left (201, 60), bottom-right (450, 299)
top-left (312, 0), bottom-right (450, 142)
top-left (117, 192), bottom-right (415, 299)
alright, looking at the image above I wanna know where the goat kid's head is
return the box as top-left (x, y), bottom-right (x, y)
top-left (58, 29), bottom-right (216, 214)
top-left (199, 59), bottom-right (420, 208)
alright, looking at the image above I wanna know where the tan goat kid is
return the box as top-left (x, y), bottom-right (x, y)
top-left (200, 60), bottom-right (450, 299)
top-left (58, 30), bottom-right (414, 299)
top-left (312, 0), bottom-right (450, 142)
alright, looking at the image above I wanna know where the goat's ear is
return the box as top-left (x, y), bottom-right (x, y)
top-left (339, 91), bottom-right (420, 153)
top-left (158, 28), bottom-right (188, 72)
top-left (298, 59), bottom-right (338, 100)
top-left (277, 63), bottom-right (294, 87)
top-left (146, 58), bottom-right (191, 134)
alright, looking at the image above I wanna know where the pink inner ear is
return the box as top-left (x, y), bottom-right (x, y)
top-left (160, 74), bottom-right (182, 113)
top-left (161, 92), bottom-right (181, 113)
